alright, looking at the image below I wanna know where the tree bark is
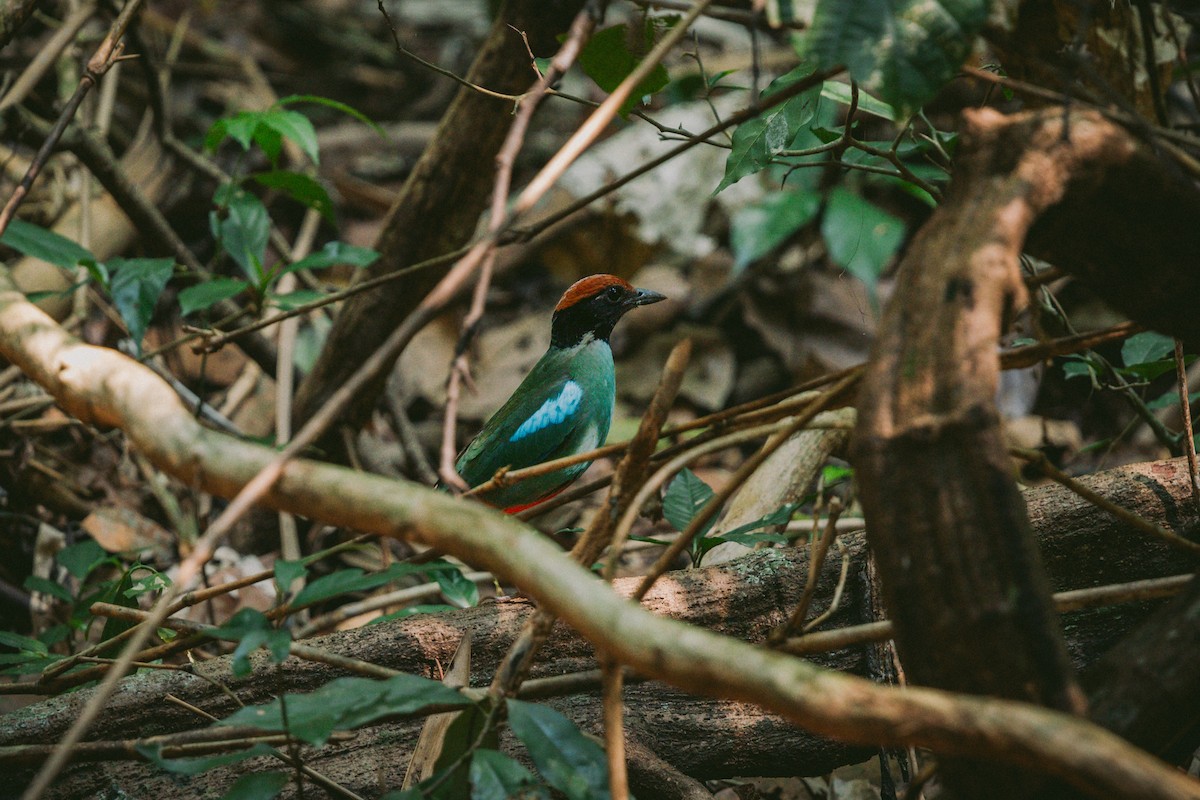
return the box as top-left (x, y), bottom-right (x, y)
top-left (2, 456), bottom-right (1192, 797)
top-left (852, 107), bottom-right (1200, 799)
top-left (292, 0), bottom-right (584, 453)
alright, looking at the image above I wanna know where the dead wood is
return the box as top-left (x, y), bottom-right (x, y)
top-left (1, 455), bottom-right (1192, 797)
top-left (853, 107), bottom-right (1200, 799)
top-left (292, 0), bottom-right (585, 450)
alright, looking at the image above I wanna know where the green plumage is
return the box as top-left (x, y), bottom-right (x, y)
top-left (456, 338), bottom-right (616, 511)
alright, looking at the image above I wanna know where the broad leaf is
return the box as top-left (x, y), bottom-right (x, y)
top-left (820, 187), bottom-right (905, 291)
top-left (819, 80), bottom-right (896, 120)
top-left (282, 241), bottom-right (379, 274)
top-left (291, 561), bottom-right (446, 608)
top-left (470, 749), bottom-right (542, 800)
top-left (431, 566), bottom-right (479, 608)
top-left (212, 186), bottom-right (271, 284)
top-left (221, 772), bottom-right (289, 800)
top-left (663, 468), bottom-right (716, 537)
top-left (806, 0), bottom-right (989, 117)
top-left (507, 700), bottom-right (609, 800)
top-left (730, 190), bottom-right (821, 270)
top-left (578, 21), bottom-right (672, 116)
top-left (716, 64), bottom-right (823, 192)
top-left (268, 289), bottom-right (327, 310)
top-left (137, 742), bottom-right (275, 776)
top-left (278, 94), bottom-right (385, 135)
top-left (178, 278), bottom-right (249, 317)
top-left (212, 608), bottom-right (292, 677)
top-left (216, 673), bottom-right (472, 746)
top-left (107, 258), bottom-right (176, 353)
top-left (0, 219), bottom-right (93, 268)
top-left (1121, 332), bottom-right (1174, 368)
top-left (57, 538), bottom-right (109, 580)
top-left (252, 170), bottom-right (334, 222)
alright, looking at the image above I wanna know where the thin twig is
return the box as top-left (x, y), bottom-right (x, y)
top-left (769, 499), bottom-right (843, 644)
top-left (1173, 338), bottom-right (1200, 519)
top-left (1011, 447), bottom-right (1200, 556)
top-left (0, 0), bottom-right (147, 238)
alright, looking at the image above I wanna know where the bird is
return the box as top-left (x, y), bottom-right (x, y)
top-left (455, 274), bottom-right (665, 513)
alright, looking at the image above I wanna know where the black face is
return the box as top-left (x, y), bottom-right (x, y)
top-left (550, 284), bottom-right (665, 347)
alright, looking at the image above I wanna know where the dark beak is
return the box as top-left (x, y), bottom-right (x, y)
top-left (629, 287), bottom-right (666, 307)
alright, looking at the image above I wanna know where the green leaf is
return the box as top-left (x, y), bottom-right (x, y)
top-left (0, 219), bottom-right (94, 268)
top-left (212, 609), bottom-right (291, 677)
top-left (259, 109), bottom-right (320, 165)
top-left (216, 673), bottom-right (472, 746)
top-left (715, 502), bottom-right (800, 542)
top-left (278, 94), bottom-right (385, 136)
top-left (819, 80), bottom-right (896, 120)
top-left (429, 704), bottom-right (495, 800)
top-left (730, 190), bottom-right (822, 270)
top-left (822, 464), bottom-right (854, 486)
top-left (57, 539), bottom-right (108, 580)
top-left (368, 604), bottom-right (457, 625)
top-left (291, 561), bottom-right (438, 608)
top-left (282, 241), bottom-right (379, 274)
top-left (578, 21), bottom-right (672, 116)
top-left (805, 0), bottom-right (989, 117)
top-left (212, 186), bottom-right (271, 285)
top-left (820, 187), bottom-right (905, 291)
top-left (663, 468), bottom-right (716, 537)
top-left (178, 278), bottom-right (250, 317)
top-left (107, 257), bottom-right (176, 353)
top-left (507, 700), bottom-right (609, 800)
top-left (1121, 332), bottom-right (1175, 367)
top-left (23, 574), bottom-right (73, 603)
top-left (431, 566), bottom-right (479, 608)
top-left (470, 749), bottom-right (541, 800)
top-left (221, 772), bottom-right (290, 800)
top-left (138, 742), bottom-right (275, 776)
top-left (273, 559), bottom-right (307, 595)
top-left (251, 170), bottom-right (334, 223)
top-left (97, 568), bottom-right (140, 644)
top-left (716, 64), bottom-right (823, 192)
top-left (0, 630), bottom-right (50, 657)
top-left (267, 289), bottom-right (327, 310)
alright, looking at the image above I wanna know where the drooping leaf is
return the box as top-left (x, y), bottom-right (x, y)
top-left (805, 0), bottom-right (989, 117)
top-left (427, 704), bottom-right (496, 800)
top-left (137, 742), bottom-right (275, 776)
top-left (273, 559), bottom-right (307, 595)
top-left (507, 700), bottom-right (609, 800)
top-left (469, 749), bottom-right (542, 800)
top-left (268, 289), bottom-right (327, 310)
top-left (282, 241), bottom-right (380, 274)
top-left (212, 186), bottom-right (271, 284)
top-left (0, 218), bottom-right (93, 268)
top-left (106, 257), bottom-right (176, 353)
top-left (431, 565), bottom-right (479, 608)
top-left (291, 561), bottom-right (444, 608)
top-left (1121, 331), bottom-right (1175, 368)
top-left (730, 189), bottom-right (822, 270)
top-left (258, 109), bottom-right (320, 165)
top-left (578, 21), bottom-right (673, 116)
top-left (211, 608), bottom-right (292, 677)
top-left (221, 771), bottom-right (290, 800)
top-left (368, 604), bottom-right (457, 625)
top-left (57, 538), bottom-right (109, 580)
top-left (216, 673), bottom-right (472, 746)
top-left (819, 80), bottom-right (896, 120)
top-left (23, 574), bottom-right (73, 603)
top-left (820, 187), bottom-right (905, 292)
top-left (278, 94), bottom-right (386, 136)
top-left (716, 64), bottom-right (823, 192)
top-left (251, 170), bottom-right (334, 222)
top-left (178, 277), bottom-right (249, 317)
top-left (662, 468), bottom-right (716, 537)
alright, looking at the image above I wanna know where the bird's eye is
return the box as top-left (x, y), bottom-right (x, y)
top-left (604, 285), bottom-right (623, 302)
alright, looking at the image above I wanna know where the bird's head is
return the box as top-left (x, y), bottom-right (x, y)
top-left (550, 274), bottom-right (666, 347)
